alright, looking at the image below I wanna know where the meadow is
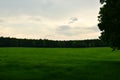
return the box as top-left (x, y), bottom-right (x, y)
top-left (0, 47), bottom-right (120, 80)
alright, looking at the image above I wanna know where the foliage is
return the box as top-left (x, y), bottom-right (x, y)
top-left (0, 48), bottom-right (120, 80)
top-left (100, 0), bottom-right (106, 4)
top-left (98, 0), bottom-right (120, 50)
top-left (0, 37), bottom-right (107, 48)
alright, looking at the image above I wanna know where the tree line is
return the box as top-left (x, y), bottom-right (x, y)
top-left (0, 37), bottom-right (108, 48)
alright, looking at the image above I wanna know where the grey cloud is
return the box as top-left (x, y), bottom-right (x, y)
top-left (0, 19), bottom-right (4, 25)
top-left (56, 25), bottom-right (71, 36)
top-left (57, 25), bottom-right (71, 31)
top-left (56, 25), bottom-right (81, 36)
top-left (86, 26), bottom-right (100, 32)
top-left (56, 25), bottom-right (100, 36)
top-left (29, 17), bottom-right (41, 21)
top-left (0, 0), bottom-right (100, 40)
top-left (0, 19), bottom-right (4, 23)
top-left (0, 0), bottom-right (100, 19)
top-left (0, 0), bottom-right (53, 16)
top-left (69, 17), bottom-right (78, 24)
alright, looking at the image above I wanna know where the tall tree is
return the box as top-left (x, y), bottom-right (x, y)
top-left (100, 0), bottom-right (106, 4)
top-left (98, 0), bottom-right (120, 50)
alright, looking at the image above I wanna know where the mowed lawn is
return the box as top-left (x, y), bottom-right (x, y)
top-left (0, 48), bottom-right (120, 80)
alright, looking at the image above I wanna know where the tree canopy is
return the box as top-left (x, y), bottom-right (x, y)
top-left (98, 0), bottom-right (120, 50)
top-left (0, 37), bottom-right (107, 48)
top-left (100, 0), bottom-right (106, 4)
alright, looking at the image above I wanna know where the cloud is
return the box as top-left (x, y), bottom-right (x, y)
top-left (56, 25), bottom-right (71, 36)
top-left (0, 0), bottom-right (101, 40)
top-left (86, 26), bottom-right (100, 32)
top-left (0, 0), bottom-right (100, 19)
top-left (0, 19), bottom-right (5, 25)
top-left (29, 16), bottom-right (41, 22)
top-left (56, 25), bottom-right (100, 37)
top-left (56, 25), bottom-right (81, 36)
top-left (69, 17), bottom-right (78, 24)
top-left (0, 19), bottom-right (3, 22)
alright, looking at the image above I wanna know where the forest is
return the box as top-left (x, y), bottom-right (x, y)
top-left (0, 37), bottom-right (108, 48)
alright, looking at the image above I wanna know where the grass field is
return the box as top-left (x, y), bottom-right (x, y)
top-left (0, 47), bottom-right (120, 80)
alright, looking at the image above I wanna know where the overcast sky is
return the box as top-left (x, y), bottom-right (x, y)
top-left (0, 0), bottom-right (101, 40)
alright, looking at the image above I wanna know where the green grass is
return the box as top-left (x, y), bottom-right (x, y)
top-left (0, 47), bottom-right (120, 80)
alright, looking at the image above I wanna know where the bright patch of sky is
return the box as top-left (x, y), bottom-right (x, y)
top-left (0, 0), bottom-right (101, 40)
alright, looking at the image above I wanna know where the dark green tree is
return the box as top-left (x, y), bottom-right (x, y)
top-left (98, 0), bottom-right (120, 50)
top-left (100, 0), bottom-right (106, 4)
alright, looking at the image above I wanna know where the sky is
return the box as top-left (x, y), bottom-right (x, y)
top-left (0, 0), bottom-right (101, 40)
